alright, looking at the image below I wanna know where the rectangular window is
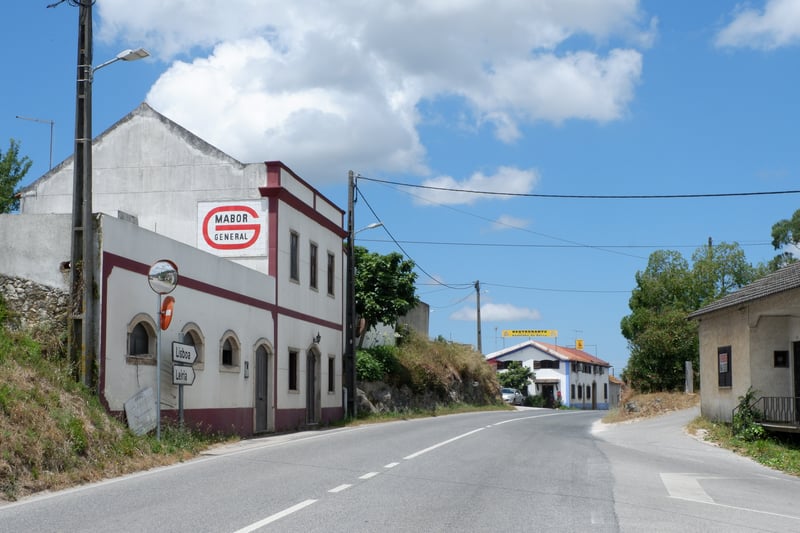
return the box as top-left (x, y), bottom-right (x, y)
top-left (718, 346), bottom-right (732, 387)
top-left (290, 232), bottom-right (299, 282)
top-left (289, 350), bottom-right (298, 390)
top-left (328, 357), bottom-right (335, 392)
top-left (586, 386), bottom-right (591, 399)
top-left (571, 384), bottom-right (575, 399)
top-left (310, 242), bottom-right (318, 289)
top-left (774, 350), bottom-right (789, 368)
top-left (578, 385), bottom-right (582, 399)
top-left (327, 252), bottom-right (335, 296)
top-left (604, 383), bottom-right (608, 400)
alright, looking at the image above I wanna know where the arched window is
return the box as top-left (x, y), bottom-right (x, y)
top-left (180, 323), bottom-right (205, 370)
top-left (219, 331), bottom-right (241, 372)
top-left (126, 313), bottom-right (157, 364)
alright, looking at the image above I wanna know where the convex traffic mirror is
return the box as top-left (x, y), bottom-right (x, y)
top-left (148, 259), bottom-right (178, 294)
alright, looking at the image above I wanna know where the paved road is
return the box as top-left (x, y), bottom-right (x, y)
top-left (1, 407), bottom-right (797, 532)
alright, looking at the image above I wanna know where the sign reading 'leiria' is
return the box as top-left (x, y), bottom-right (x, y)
top-left (197, 201), bottom-right (267, 257)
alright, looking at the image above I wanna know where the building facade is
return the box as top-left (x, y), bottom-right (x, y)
top-left (485, 341), bottom-right (613, 409)
top-left (7, 103), bottom-right (347, 435)
top-left (689, 262), bottom-right (800, 426)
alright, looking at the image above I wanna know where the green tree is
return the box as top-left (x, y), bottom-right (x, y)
top-left (497, 361), bottom-right (533, 391)
top-left (0, 139), bottom-right (33, 213)
top-left (690, 241), bottom-right (755, 307)
top-left (769, 208), bottom-right (800, 270)
top-left (620, 242), bottom-right (753, 392)
top-left (354, 245), bottom-right (419, 348)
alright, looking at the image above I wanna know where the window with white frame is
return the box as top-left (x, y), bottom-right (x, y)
top-left (289, 349), bottom-right (299, 391)
top-left (310, 242), bottom-right (318, 289)
top-left (290, 231), bottom-right (300, 282)
top-left (327, 252), bottom-right (335, 296)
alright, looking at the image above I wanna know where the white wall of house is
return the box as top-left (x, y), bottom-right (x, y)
top-left (9, 103), bottom-right (348, 435)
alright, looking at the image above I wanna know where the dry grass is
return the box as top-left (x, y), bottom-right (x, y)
top-left (602, 390), bottom-right (700, 424)
top-left (0, 328), bottom-right (229, 502)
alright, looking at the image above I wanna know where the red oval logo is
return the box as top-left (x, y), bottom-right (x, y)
top-left (202, 205), bottom-right (261, 250)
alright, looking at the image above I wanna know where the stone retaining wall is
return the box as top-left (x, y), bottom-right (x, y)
top-left (0, 275), bottom-right (68, 333)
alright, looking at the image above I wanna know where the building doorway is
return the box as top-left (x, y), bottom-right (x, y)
top-left (254, 344), bottom-right (272, 433)
top-left (306, 350), bottom-right (320, 424)
top-left (793, 342), bottom-right (800, 423)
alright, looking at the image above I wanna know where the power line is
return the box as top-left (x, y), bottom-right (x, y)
top-left (358, 175), bottom-right (800, 200)
top-left (357, 238), bottom-right (774, 250)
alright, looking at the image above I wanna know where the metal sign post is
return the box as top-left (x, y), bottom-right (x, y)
top-left (147, 260), bottom-right (178, 440)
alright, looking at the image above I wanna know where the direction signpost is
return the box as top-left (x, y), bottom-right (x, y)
top-left (171, 341), bottom-right (196, 425)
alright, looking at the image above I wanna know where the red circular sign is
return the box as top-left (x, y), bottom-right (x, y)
top-left (202, 205), bottom-right (261, 250)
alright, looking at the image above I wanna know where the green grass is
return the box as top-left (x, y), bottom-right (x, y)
top-left (689, 416), bottom-right (800, 477)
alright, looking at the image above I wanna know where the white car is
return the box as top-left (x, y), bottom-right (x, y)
top-left (501, 387), bottom-right (523, 405)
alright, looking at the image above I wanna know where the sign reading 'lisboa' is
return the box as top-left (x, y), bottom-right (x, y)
top-left (197, 201), bottom-right (267, 257)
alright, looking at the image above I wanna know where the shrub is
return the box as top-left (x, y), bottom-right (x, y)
top-left (732, 387), bottom-right (766, 442)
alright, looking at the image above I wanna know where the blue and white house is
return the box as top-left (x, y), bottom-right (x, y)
top-left (486, 341), bottom-right (613, 410)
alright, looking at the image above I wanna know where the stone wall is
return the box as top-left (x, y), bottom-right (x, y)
top-left (0, 274), bottom-right (68, 333)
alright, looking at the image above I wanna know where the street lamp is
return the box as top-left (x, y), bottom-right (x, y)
top-left (344, 173), bottom-right (386, 418)
top-left (68, 0), bottom-right (149, 387)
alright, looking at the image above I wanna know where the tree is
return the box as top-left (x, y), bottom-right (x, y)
top-left (690, 241), bottom-right (755, 307)
top-left (497, 361), bottom-right (533, 392)
top-left (0, 139), bottom-right (33, 213)
top-left (620, 242), bottom-right (753, 392)
top-left (354, 245), bottom-right (419, 348)
top-left (769, 208), bottom-right (800, 270)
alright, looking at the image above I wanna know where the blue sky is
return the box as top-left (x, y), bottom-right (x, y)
top-left (4, 1), bottom-right (800, 375)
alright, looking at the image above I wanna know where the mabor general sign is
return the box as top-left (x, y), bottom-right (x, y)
top-left (197, 201), bottom-right (267, 257)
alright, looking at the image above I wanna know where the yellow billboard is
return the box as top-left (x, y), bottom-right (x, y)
top-left (501, 329), bottom-right (558, 337)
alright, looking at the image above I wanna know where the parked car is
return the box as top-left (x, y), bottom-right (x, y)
top-left (501, 387), bottom-right (523, 405)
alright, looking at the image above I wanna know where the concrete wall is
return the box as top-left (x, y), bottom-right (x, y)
top-left (0, 214), bottom-right (71, 289)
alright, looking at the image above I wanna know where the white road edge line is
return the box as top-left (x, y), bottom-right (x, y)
top-left (233, 499), bottom-right (317, 533)
top-left (329, 484), bottom-right (352, 493)
top-left (403, 427), bottom-right (485, 460)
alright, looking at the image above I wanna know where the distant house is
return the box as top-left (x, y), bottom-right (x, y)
top-left (485, 341), bottom-right (612, 409)
top-left (688, 262), bottom-right (800, 430)
top-left (2, 103), bottom-right (347, 436)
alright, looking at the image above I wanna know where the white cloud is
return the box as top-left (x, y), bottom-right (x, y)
top-left (98, 0), bottom-right (653, 183)
top-left (490, 215), bottom-right (531, 232)
top-left (450, 303), bottom-right (542, 322)
top-left (715, 0), bottom-right (800, 50)
top-left (415, 166), bottom-right (540, 206)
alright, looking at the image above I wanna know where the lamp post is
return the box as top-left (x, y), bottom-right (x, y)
top-left (68, 0), bottom-right (149, 387)
top-left (344, 171), bottom-right (385, 418)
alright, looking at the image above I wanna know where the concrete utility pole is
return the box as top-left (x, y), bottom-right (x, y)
top-left (475, 280), bottom-right (482, 354)
top-left (344, 171), bottom-right (357, 417)
top-left (68, 0), bottom-right (95, 388)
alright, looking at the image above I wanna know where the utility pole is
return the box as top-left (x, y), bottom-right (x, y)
top-left (15, 116), bottom-right (54, 170)
top-left (68, 0), bottom-right (95, 388)
top-left (344, 171), bottom-right (357, 417)
top-left (475, 280), bottom-right (482, 354)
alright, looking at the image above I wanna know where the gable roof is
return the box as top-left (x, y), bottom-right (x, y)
top-left (688, 261), bottom-right (800, 319)
top-left (18, 102), bottom-right (244, 195)
top-left (485, 340), bottom-right (611, 367)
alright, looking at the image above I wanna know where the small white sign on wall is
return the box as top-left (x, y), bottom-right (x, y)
top-left (197, 200), bottom-right (267, 257)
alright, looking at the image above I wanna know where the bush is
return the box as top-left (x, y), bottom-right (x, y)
top-left (524, 394), bottom-right (545, 407)
top-left (732, 387), bottom-right (766, 442)
top-left (356, 349), bottom-right (385, 381)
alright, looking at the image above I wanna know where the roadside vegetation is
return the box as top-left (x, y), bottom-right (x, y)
top-left (0, 297), bottom-right (232, 502)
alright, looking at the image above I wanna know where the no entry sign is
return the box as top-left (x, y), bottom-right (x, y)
top-left (197, 201), bottom-right (267, 256)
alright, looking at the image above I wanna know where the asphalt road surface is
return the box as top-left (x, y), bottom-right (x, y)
top-left (1, 406), bottom-right (798, 532)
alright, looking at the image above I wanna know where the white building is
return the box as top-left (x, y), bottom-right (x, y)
top-left (485, 341), bottom-right (612, 409)
top-left (6, 103), bottom-right (348, 435)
